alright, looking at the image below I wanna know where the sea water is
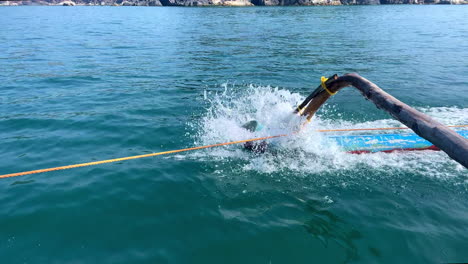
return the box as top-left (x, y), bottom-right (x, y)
top-left (0, 5), bottom-right (467, 263)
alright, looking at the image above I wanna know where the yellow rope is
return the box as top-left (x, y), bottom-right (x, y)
top-left (321, 76), bottom-right (337, 96)
top-left (296, 106), bottom-right (304, 115)
top-left (0, 134), bottom-right (287, 179)
top-left (0, 125), bottom-right (466, 179)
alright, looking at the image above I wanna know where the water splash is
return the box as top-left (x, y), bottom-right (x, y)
top-left (192, 84), bottom-right (467, 180)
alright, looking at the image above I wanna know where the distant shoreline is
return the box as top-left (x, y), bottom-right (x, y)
top-left (1, 0), bottom-right (467, 7)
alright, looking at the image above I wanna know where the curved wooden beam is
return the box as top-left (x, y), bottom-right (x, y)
top-left (301, 73), bottom-right (468, 168)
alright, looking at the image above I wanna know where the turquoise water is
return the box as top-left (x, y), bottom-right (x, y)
top-left (1, 5), bottom-right (468, 263)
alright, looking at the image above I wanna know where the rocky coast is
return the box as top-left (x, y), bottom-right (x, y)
top-left (1, 0), bottom-right (466, 7)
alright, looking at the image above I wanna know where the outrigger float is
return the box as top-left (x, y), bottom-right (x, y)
top-left (243, 121), bottom-right (468, 154)
top-left (244, 74), bottom-right (468, 168)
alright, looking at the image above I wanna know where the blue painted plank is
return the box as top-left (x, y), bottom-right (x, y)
top-left (328, 130), bottom-right (468, 152)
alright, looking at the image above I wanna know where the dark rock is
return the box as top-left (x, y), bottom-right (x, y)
top-left (255, 0), bottom-right (341, 5)
top-left (380, 0), bottom-right (419, 3)
top-left (61, 0), bottom-right (76, 5)
top-left (148, 0), bottom-right (162, 5)
top-left (341, 0), bottom-right (379, 4)
top-left (252, 0), bottom-right (279, 4)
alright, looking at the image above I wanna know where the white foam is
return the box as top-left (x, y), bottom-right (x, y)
top-left (191, 84), bottom-right (467, 180)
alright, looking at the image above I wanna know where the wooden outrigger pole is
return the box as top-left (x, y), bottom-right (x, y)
top-left (297, 73), bottom-right (468, 168)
